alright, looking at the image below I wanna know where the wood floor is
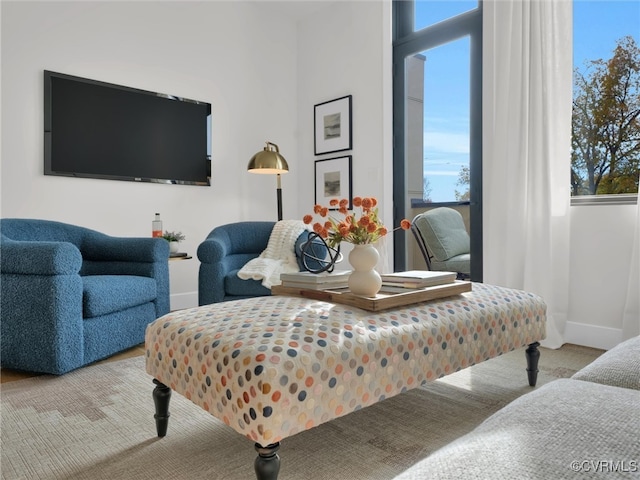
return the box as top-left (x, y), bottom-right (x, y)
top-left (0, 344), bottom-right (146, 384)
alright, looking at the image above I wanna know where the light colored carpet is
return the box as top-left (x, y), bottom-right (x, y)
top-left (1, 344), bottom-right (602, 480)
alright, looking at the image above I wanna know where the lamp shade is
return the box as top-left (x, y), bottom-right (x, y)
top-left (247, 142), bottom-right (289, 175)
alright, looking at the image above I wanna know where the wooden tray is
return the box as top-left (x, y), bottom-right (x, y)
top-left (271, 281), bottom-right (472, 312)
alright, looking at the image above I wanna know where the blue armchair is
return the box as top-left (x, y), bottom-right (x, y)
top-left (198, 221), bottom-right (322, 305)
top-left (0, 218), bottom-right (170, 375)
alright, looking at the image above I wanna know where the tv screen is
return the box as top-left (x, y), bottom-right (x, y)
top-left (44, 70), bottom-right (211, 186)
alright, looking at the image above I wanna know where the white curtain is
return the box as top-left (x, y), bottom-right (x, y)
top-left (622, 185), bottom-right (640, 340)
top-left (483, 0), bottom-right (572, 348)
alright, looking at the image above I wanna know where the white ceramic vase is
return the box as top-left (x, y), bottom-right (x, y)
top-left (169, 241), bottom-right (179, 253)
top-left (348, 244), bottom-right (382, 296)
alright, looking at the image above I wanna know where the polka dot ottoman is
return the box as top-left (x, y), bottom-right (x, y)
top-left (145, 282), bottom-right (546, 480)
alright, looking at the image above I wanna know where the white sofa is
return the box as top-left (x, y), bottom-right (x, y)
top-left (395, 336), bottom-right (640, 479)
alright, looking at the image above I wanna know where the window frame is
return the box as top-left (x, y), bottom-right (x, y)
top-left (392, 1), bottom-right (483, 280)
top-left (571, 194), bottom-right (638, 207)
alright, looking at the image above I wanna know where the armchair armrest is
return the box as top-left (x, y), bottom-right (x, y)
top-left (82, 235), bottom-right (169, 263)
top-left (197, 236), bottom-right (228, 264)
top-left (0, 240), bottom-right (82, 275)
top-left (1, 240), bottom-right (84, 374)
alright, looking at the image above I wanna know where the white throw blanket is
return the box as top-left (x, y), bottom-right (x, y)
top-left (237, 220), bottom-right (307, 289)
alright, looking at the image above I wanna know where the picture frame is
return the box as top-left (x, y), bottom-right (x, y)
top-left (314, 95), bottom-right (352, 155)
top-left (314, 156), bottom-right (353, 209)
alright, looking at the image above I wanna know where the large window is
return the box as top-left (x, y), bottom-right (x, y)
top-left (420, 37), bottom-right (470, 203)
top-left (393, 1), bottom-right (482, 277)
top-left (415, 1), bottom-right (476, 203)
top-left (571, 0), bottom-right (640, 197)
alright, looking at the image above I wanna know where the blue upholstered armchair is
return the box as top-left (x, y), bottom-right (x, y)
top-left (198, 221), bottom-right (319, 305)
top-left (0, 218), bottom-right (170, 375)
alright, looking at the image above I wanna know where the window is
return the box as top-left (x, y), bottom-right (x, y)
top-left (419, 36), bottom-right (470, 203)
top-left (415, 1), bottom-right (477, 203)
top-left (392, 1), bottom-right (482, 277)
top-left (571, 0), bottom-right (640, 197)
top-left (414, 0), bottom-right (477, 31)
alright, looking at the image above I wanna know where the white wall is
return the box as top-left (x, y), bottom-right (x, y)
top-left (296, 0), bottom-right (394, 271)
top-left (0, 0), bottom-right (393, 308)
top-left (565, 203), bottom-right (638, 349)
top-left (1, 1), bottom-right (300, 309)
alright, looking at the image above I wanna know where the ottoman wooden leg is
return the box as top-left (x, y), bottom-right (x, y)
top-left (152, 379), bottom-right (171, 437)
top-left (254, 442), bottom-right (280, 480)
top-left (525, 342), bottom-right (541, 387)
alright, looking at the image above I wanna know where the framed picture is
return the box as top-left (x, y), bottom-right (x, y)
top-left (314, 156), bottom-right (353, 209)
top-left (314, 95), bottom-right (352, 155)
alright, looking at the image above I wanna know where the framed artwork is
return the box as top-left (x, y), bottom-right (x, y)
top-left (314, 155), bottom-right (353, 209)
top-left (314, 95), bottom-right (352, 155)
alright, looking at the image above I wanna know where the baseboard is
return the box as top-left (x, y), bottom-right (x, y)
top-left (564, 321), bottom-right (622, 351)
top-left (170, 291), bottom-right (199, 311)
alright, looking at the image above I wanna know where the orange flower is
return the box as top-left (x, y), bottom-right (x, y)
top-left (361, 197), bottom-right (373, 211)
top-left (303, 197), bottom-right (411, 248)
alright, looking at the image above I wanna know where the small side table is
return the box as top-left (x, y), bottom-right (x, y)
top-left (169, 253), bottom-right (192, 261)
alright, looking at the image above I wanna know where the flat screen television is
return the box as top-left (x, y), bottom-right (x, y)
top-left (44, 70), bottom-right (211, 186)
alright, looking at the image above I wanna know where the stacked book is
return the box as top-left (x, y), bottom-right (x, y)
top-left (379, 270), bottom-right (457, 293)
top-left (279, 270), bottom-right (352, 290)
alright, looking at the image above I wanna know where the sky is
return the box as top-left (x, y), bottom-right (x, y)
top-left (415, 0), bottom-right (640, 203)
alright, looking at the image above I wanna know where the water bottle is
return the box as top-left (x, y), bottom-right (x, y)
top-left (152, 213), bottom-right (163, 238)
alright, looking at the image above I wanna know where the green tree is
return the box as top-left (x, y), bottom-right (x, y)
top-left (572, 36), bottom-right (640, 195)
top-left (423, 176), bottom-right (433, 203)
top-left (455, 165), bottom-right (470, 201)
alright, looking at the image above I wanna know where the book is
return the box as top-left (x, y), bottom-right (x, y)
top-left (380, 270), bottom-right (457, 288)
top-left (280, 270), bottom-right (352, 285)
top-left (280, 281), bottom-right (349, 291)
top-left (378, 284), bottom-right (427, 294)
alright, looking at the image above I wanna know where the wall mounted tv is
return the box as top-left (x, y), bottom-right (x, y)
top-left (44, 70), bottom-right (211, 186)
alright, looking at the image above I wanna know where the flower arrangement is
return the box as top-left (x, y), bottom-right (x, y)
top-left (162, 231), bottom-right (185, 242)
top-left (303, 196), bottom-right (411, 248)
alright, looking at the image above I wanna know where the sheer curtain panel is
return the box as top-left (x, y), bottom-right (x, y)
top-left (482, 0), bottom-right (572, 348)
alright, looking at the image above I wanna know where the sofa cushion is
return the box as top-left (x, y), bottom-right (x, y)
top-left (225, 270), bottom-right (271, 297)
top-left (394, 378), bottom-right (640, 479)
top-left (572, 335), bottom-right (640, 390)
top-left (83, 275), bottom-right (157, 318)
